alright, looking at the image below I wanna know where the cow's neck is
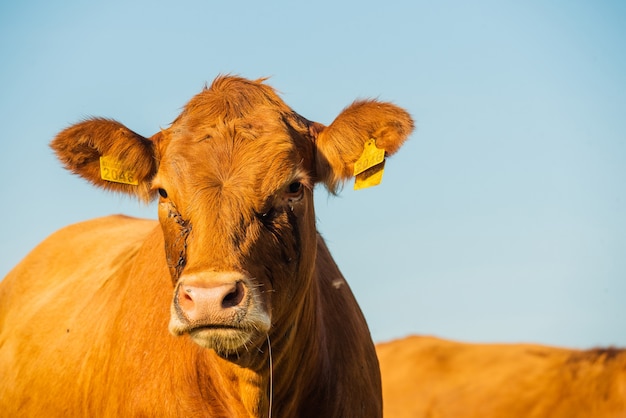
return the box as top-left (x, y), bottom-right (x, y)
top-left (208, 355), bottom-right (270, 418)
top-left (215, 261), bottom-right (325, 417)
top-left (268, 278), bottom-right (325, 415)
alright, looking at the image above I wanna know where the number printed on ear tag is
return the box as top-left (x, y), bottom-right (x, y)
top-left (353, 139), bottom-right (385, 176)
top-left (353, 139), bottom-right (385, 190)
top-left (99, 156), bottom-right (139, 185)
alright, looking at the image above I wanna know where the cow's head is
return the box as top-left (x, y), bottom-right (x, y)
top-left (51, 76), bottom-right (413, 356)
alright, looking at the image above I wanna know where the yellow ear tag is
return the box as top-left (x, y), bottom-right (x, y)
top-left (99, 155), bottom-right (139, 185)
top-left (353, 139), bottom-right (386, 190)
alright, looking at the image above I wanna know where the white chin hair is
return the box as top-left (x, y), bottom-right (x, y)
top-left (190, 327), bottom-right (256, 354)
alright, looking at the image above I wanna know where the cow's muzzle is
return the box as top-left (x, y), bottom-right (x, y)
top-left (168, 271), bottom-right (271, 353)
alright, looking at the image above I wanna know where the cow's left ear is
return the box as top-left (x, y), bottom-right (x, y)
top-left (313, 99), bottom-right (414, 192)
top-left (50, 118), bottom-right (159, 202)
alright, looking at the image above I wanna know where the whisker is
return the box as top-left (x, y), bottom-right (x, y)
top-left (266, 333), bottom-right (273, 418)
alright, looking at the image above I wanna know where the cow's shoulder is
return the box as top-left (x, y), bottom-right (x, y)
top-left (0, 215), bottom-right (175, 416)
top-left (307, 234), bottom-right (383, 416)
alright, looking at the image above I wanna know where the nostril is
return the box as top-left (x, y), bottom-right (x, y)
top-left (222, 281), bottom-right (245, 308)
top-left (178, 286), bottom-right (195, 311)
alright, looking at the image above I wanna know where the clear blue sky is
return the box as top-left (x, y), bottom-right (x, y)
top-left (1, 0), bottom-right (625, 349)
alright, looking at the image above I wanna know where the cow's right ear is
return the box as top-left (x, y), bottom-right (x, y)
top-left (50, 118), bottom-right (159, 202)
top-left (312, 99), bottom-right (414, 193)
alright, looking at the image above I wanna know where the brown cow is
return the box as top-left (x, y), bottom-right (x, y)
top-left (377, 335), bottom-right (626, 418)
top-left (0, 75), bottom-right (413, 417)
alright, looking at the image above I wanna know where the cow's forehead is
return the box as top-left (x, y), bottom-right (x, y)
top-left (171, 76), bottom-right (295, 130)
top-left (153, 77), bottom-right (314, 210)
top-left (162, 119), bottom-right (303, 185)
top-left (156, 116), bottom-right (311, 212)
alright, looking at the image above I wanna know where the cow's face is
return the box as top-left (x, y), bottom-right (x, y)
top-left (51, 76), bottom-right (413, 356)
top-left (153, 89), bottom-right (320, 354)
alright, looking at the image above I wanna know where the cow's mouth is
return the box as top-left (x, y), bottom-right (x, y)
top-left (187, 324), bottom-right (260, 354)
top-left (187, 324), bottom-right (249, 335)
top-left (190, 324), bottom-right (241, 331)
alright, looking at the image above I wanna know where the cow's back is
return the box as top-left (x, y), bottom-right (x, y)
top-left (378, 335), bottom-right (626, 418)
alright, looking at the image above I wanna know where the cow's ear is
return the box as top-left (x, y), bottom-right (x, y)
top-left (50, 118), bottom-right (159, 202)
top-left (313, 100), bottom-right (414, 193)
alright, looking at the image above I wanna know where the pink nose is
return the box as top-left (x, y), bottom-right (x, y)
top-left (175, 274), bottom-right (248, 327)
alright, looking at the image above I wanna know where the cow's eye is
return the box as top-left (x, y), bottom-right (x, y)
top-left (158, 188), bottom-right (168, 199)
top-left (286, 181), bottom-right (303, 199)
top-left (288, 182), bottom-right (302, 193)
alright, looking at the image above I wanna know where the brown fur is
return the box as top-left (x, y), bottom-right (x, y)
top-left (0, 75), bottom-right (413, 417)
top-left (377, 335), bottom-right (626, 418)
top-left (50, 117), bottom-right (158, 201)
top-left (316, 99), bottom-right (413, 192)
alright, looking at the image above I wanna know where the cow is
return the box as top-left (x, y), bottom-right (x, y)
top-left (0, 75), bottom-right (414, 417)
top-left (377, 335), bottom-right (626, 418)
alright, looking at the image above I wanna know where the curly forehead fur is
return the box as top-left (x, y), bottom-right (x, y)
top-left (162, 115), bottom-right (312, 209)
top-left (174, 76), bottom-right (297, 129)
top-left (160, 76), bottom-right (313, 183)
top-left (158, 76), bottom-right (315, 208)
